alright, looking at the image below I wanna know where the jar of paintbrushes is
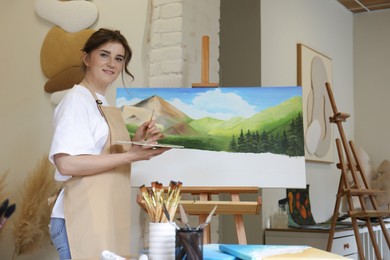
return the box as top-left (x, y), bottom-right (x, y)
top-left (139, 181), bottom-right (182, 260)
top-left (175, 204), bottom-right (217, 260)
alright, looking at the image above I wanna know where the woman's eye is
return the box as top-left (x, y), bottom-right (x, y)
top-left (115, 57), bottom-right (124, 63)
top-left (100, 53), bottom-right (109, 58)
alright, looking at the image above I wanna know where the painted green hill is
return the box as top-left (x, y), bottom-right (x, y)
top-left (188, 117), bottom-right (224, 133)
top-left (198, 96), bottom-right (302, 136)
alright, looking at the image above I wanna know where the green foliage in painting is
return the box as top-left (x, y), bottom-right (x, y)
top-left (126, 96), bottom-right (304, 156)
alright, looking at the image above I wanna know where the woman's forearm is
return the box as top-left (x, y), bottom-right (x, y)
top-left (54, 152), bottom-right (133, 177)
top-left (54, 144), bottom-right (169, 177)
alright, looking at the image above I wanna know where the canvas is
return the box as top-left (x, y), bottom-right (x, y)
top-left (116, 86), bottom-right (306, 188)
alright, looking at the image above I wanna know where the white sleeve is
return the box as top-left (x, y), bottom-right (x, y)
top-left (48, 89), bottom-right (108, 180)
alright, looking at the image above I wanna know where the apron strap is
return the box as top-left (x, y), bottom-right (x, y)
top-left (95, 99), bottom-right (105, 117)
top-left (88, 89), bottom-right (106, 118)
top-left (86, 89), bottom-right (115, 150)
top-left (86, 88), bottom-right (130, 154)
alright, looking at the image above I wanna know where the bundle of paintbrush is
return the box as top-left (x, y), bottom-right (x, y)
top-left (139, 181), bottom-right (182, 223)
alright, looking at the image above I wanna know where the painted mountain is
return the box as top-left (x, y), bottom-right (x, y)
top-left (119, 88), bottom-right (304, 157)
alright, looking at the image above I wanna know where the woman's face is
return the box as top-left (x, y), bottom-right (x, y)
top-left (83, 41), bottom-right (126, 86)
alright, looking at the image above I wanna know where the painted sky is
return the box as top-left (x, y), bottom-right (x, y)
top-left (116, 86), bottom-right (301, 120)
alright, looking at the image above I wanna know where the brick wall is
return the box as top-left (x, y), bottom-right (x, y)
top-left (145, 0), bottom-right (220, 87)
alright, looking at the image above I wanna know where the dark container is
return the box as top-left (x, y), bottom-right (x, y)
top-left (176, 228), bottom-right (203, 260)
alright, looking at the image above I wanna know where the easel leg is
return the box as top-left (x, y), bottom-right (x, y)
top-left (326, 180), bottom-right (343, 252)
top-left (199, 193), bottom-right (210, 244)
top-left (232, 194), bottom-right (247, 244)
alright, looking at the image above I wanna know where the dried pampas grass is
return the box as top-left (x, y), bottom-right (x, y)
top-left (12, 155), bottom-right (61, 257)
top-left (0, 170), bottom-right (9, 203)
top-left (0, 171), bottom-right (9, 239)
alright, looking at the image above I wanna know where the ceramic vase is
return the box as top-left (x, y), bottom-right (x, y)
top-left (148, 222), bottom-right (176, 260)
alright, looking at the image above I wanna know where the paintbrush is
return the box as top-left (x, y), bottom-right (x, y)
top-left (145, 109), bottom-right (155, 141)
top-left (140, 185), bottom-right (155, 220)
top-left (155, 182), bottom-right (164, 222)
top-left (139, 181), bottom-right (182, 223)
top-left (149, 109), bottom-right (155, 124)
top-left (162, 202), bottom-right (180, 230)
top-left (168, 181), bottom-right (181, 219)
top-left (165, 181), bottom-right (176, 213)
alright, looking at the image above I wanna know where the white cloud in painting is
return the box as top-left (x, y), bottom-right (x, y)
top-left (117, 97), bottom-right (142, 107)
top-left (170, 89), bottom-right (257, 120)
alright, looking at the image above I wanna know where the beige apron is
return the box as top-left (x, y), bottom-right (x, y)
top-left (64, 90), bottom-right (132, 259)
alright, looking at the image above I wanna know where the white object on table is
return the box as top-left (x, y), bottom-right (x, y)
top-left (100, 250), bottom-right (126, 260)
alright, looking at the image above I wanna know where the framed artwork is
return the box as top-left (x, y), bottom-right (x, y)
top-left (116, 86), bottom-right (306, 188)
top-left (297, 43), bottom-right (334, 163)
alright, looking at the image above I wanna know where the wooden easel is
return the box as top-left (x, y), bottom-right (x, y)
top-left (325, 82), bottom-right (390, 259)
top-left (178, 186), bottom-right (261, 244)
top-left (138, 36), bottom-right (262, 244)
top-left (137, 186), bottom-right (262, 244)
top-left (188, 36), bottom-right (262, 244)
top-left (191, 35), bottom-right (218, 88)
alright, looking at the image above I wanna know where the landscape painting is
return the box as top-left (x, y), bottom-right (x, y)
top-left (116, 86), bottom-right (306, 188)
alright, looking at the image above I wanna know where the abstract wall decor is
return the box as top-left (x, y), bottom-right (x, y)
top-left (117, 86), bottom-right (306, 188)
top-left (297, 44), bottom-right (334, 163)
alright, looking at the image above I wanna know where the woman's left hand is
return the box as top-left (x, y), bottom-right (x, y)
top-left (133, 120), bottom-right (164, 142)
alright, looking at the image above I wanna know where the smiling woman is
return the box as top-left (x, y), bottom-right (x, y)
top-left (48, 28), bottom-right (171, 260)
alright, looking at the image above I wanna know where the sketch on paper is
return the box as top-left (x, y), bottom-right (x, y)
top-left (116, 86), bottom-right (306, 188)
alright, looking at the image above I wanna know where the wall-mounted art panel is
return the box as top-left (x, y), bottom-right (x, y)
top-left (298, 44), bottom-right (334, 163)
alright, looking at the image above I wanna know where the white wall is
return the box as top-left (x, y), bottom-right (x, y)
top-left (260, 0), bottom-right (354, 233)
top-left (354, 9), bottom-right (390, 168)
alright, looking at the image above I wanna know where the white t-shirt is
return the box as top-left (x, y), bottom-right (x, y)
top-left (49, 85), bottom-right (109, 218)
